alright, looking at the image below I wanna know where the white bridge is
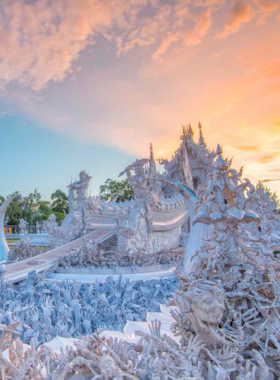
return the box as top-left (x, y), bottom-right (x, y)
top-left (5, 228), bottom-right (115, 283)
top-left (3, 181), bottom-right (200, 284)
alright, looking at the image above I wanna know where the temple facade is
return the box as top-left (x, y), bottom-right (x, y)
top-left (159, 123), bottom-right (216, 196)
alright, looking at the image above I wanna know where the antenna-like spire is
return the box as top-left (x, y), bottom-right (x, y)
top-left (150, 143), bottom-right (155, 163)
top-left (149, 143), bottom-right (156, 176)
top-left (198, 122), bottom-right (206, 147)
top-left (216, 144), bottom-right (223, 156)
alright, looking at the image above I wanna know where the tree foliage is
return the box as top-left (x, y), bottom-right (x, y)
top-left (0, 188), bottom-right (69, 226)
top-left (100, 178), bottom-right (134, 203)
top-left (1, 192), bottom-right (23, 225)
top-left (51, 189), bottom-right (69, 213)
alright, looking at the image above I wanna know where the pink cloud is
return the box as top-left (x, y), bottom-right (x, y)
top-left (252, 0), bottom-right (279, 12)
top-left (252, 0), bottom-right (280, 25)
top-left (184, 0), bottom-right (225, 8)
top-left (152, 33), bottom-right (181, 61)
top-left (117, 5), bottom-right (172, 55)
top-left (184, 8), bottom-right (212, 46)
top-left (216, 1), bottom-right (254, 39)
top-left (0, 0), bottom-right (156, 90)
top-left (1, 0), bottom-right (273, 91)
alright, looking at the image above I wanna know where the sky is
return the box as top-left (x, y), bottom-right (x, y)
top-left (0, 0), bottom-right (280, 199)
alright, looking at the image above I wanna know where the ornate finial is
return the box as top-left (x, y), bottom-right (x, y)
top-left (149, 143), bottom-right (157, 176)
top-left (216, 144), bottom-right (223, 155)
top-left (214, 144), bottom-right (231, 170)
top-left (198, 122), bottom-right (206, 147)
top-left (150, 143), bottom-right (155, 163)
top-left (187, 125), bottom-right (194, 139)
top-left (181, 125), bottom-right (187, 139)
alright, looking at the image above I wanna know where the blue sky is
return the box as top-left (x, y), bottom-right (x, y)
top-left (0, 112), bottom-right (134, 199)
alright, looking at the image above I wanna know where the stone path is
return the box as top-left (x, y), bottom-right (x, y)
top-left (5, 228), bottom-right (115, 283)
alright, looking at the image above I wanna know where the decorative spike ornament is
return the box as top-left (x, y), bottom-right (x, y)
top-left (187, 125), bottom-right (194, 139)
top-left (198, 122), bottom-right (206, 148)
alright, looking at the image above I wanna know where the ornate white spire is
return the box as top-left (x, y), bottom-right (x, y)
top-left (149, 143), bottom-right (155, 164)
top-left (149, 142), bottom-right (157, 177)
top-left (214, 144), bottom-right (231, 170)
top-left (187, 124), bottom-right (194, 139)
top-left (181, 144), bottom-right (193, 189)
top-left (198, 122), bottom-right (206, 148)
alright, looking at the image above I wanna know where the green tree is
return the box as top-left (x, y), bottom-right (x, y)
top-left (53, 211), bottom-right (65, 225)
top-left (0, 192), bottom-right (23, 225)
top-left (100, 179), bottom-right (134, 203)
top-left (21, 189), bottom-right (42, 224)
top-left (37, 200), bottom-right (53, 222)
top-left (51, 189), bottom-right (69, 213)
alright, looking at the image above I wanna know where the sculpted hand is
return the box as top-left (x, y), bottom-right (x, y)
top-left (236, 360), bottom-right (257, 380)
top-left (250, 350), bottom-right (270, 379)
top-left (149, 320), bottom-right (161, 337)
top-left (207, 362), bottom-right (228, 380)
top-left (240, 308), bottom-right (261, 327)
top-left (186, 334), bottom-right (205, 357)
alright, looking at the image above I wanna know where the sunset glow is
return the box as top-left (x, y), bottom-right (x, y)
top-left (0, 0), bottom-right (279, 196)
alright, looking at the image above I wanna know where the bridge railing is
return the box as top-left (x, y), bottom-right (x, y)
top-left (4, 225), bottom-right (38, 235)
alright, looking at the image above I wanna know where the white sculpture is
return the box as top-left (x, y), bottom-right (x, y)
top-left (19, 218), bottom-right (28, 233)
top-left (44, 212), bottom-right (83, 248)
top-left (169, 145), bottom-right (280, 377)
top-left (117, 157), bottom-right (186, 256)
top-left (67, 170), bottom-right (92, 211)
top-left (119, 158), bottom-right (151, 202)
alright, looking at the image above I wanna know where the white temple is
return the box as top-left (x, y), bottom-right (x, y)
top-left (1, 123), bottom-right (280, 379)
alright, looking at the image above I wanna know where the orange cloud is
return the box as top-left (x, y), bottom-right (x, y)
top-left (252, 0), bottom-right (280, 24)
top-left (0, 0), bottom-right (157, 90)
top-left (262, 178), bottom-right (280, 183)
top-left (117, 5), bottom-right (173, 55)
top-left (184, 8), bottom-right (212, 46)
top-left (258, 152), bottom-right (280, 164)
top-left (216, 1), bottom-right (254, 39)
top-left (252, 0), bottom-right (279, 12)
top-left (235, 145), bottom-right (261, 151)
top-left (184, 0), bottom-right (225, 7)
top-left (263, 62), bottom-right (280, 78)
top-left (1, 0), bottom-right (279, 91)
top-left (152, 33), bottom-right (181, 61)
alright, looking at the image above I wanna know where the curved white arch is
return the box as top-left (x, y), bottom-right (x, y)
top-left (0, 194), bottom-right (18, 261)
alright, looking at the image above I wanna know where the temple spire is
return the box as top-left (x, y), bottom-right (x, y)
top-left (187, 124), bottom-right (194, 139)
top-left (149, 143), bottom-right (156, 175)
top-left (150, 143), bottom-right (155, 164)
top-left (216, 144), bottom-right (223, 156)
top-left (198, 122), bottom-right (206, 148)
